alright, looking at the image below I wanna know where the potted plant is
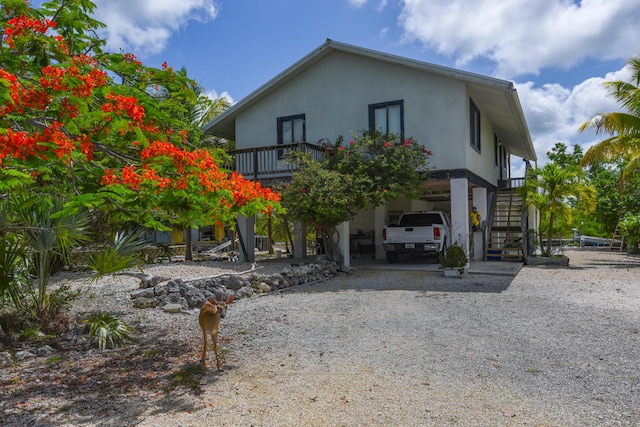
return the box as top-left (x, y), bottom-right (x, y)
top-left (438, 243), bottom-right (469, 276)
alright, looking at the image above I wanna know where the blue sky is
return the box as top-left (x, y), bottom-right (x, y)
top-left (82, 0), bottom-right (640, 170)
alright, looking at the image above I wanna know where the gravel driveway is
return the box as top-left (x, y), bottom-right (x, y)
top-left (137, 249), bottom-right (639, 427)
top-left (2, 249), bottom-right (639, 426)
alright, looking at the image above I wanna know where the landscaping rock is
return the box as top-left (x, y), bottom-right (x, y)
top-left (36, 345), bottom-right (56, 356)
top-left (132, 297), bottom-right (160, 309)
top-left (0, 351), bottom-right (12, 367)
top-left (15, 350), bottom-right (35, 361)
top-left (162, 304), bottom-right (183, 313)
top-left (130, 260), bottom-right (347, 310)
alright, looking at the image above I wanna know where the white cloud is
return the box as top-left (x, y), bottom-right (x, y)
top-left (516, 65), bottom-right (633, 165)
top-left (349, 0), bottom-right (388, 10)
top-left (93, 0), bottom-right (218, 55)
top-left (398, 0), bottom-right (640, 78)
top-left (349, 0), bottom-right (368, 7)
top-left (395, 1), bottom-right (639, 168)
top-left (207, 89), bottom-right (235, 106)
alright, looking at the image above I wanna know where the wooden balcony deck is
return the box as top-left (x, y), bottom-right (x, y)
top-left (228, 142), bottom-right (323, 185)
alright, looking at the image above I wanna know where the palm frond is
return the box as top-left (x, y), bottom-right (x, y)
top-left (84, 312), bottom-right (136, 350)
top-left (87, 229), bottom-right (149, 278)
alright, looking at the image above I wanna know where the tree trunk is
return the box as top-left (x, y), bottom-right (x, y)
top-left (185, 227), bottom-right (193, 261)
top-left (267, 214), bottom-right (274, 255)
top-left (546, 212), bottom-right (555, 257)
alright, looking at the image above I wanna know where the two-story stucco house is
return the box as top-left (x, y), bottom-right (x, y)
top-left (203, 39), bottom-right (537, 265)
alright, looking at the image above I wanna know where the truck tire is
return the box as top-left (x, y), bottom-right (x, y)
top-left (386, 251), bottom-right (399, 263)
top-left (440, 242), bottom-right (447, 259)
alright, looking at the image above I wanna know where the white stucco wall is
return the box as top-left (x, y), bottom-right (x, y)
top-left (236, 53), bottom-right (466, 165)
top-left (465, 91), bottom-right (507, 184)
top-left (234, 50), bottom-right (508, 187)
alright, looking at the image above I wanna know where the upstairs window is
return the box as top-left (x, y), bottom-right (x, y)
top-left (277, 114), bottom-right (305, 159)
top-left (369, 100), bottom-right (403, 137)
top-left (278, 114), bottom-right (305, 145)
top-left (470, 98), bottom-right (481, 153)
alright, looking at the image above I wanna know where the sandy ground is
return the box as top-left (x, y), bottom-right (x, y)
top-left (1, 249), bottom-right (639, 426)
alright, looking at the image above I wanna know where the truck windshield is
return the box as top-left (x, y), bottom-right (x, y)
top-left (399, 213), bottom-right (444, 226)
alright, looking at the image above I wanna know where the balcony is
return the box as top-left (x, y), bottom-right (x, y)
top-left (228, 142), bottom-right (324, 185)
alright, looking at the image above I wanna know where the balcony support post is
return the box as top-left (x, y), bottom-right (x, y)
top-left (236, 214), bottom-right (255, 262)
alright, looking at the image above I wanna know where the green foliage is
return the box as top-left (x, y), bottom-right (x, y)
top-left (519, 162), bottom-right (596, 256)
top-left (87, 229), bottom-right (149, 278)
top-left (19, 326), bottom-right (42, 340)
top-left (620, 213), bottom-right (640, 253)
top-left (583, 160), bottom-right (640, 236)
top-left (281, 152), bottom-right (363, 230)
top-left (438, 243), bottom-right (468, 268)
top-left (324, 132), bottom-right (432, 207)
top-left (0, 195), bottom-right (90, 326)
top-left (280, 132), bottom-right (431, 259)
top-left (0, 235), bottom-right (26, 309)
top-left (580, 54), bottom-right (640, 187)
top-left (0, 0), bottom-right (278, 342)
top-left (84, 312), bottom-right (136, 350)
top-left (547, 142), bottom-right (583, 169)
top-left (31, 284), bottom-right (81, 334)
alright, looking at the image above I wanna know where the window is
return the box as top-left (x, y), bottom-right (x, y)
top-left (470, 99), bottom-right (481, 153)
top-left (278, 114), bottom-right (305, 145)
top-left (369, 100), bottom-right (403, 137)
top-left (494, 133), bottom-right (499, 169)
top-left (277, 114), bottom-right (305, 158)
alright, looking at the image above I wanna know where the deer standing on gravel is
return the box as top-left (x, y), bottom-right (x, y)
top-left (199, 296), bottom-right (234, 370)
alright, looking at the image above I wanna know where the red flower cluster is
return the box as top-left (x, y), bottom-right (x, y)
top-left (101, 92), bottom-right (145, 123)
top-left (0, 122), bottom-right (89, 163)
top-left (3, 15), bottom-right (55, 48)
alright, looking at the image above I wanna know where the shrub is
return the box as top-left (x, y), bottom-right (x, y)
top-left (83, 312), bottom-right (136, 350)
top-left (620, 213), bottom-right (640, 254)
top-left (438, 244), bottom-right (468, 268)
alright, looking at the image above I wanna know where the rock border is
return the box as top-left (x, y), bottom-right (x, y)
top-left (129, 259), bottom-right (350, 311)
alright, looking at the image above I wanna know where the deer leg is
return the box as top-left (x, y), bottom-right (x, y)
top-left (212, 331), bottom-right (221, 371)
top-left (201, 329), bottom-right (208, 366)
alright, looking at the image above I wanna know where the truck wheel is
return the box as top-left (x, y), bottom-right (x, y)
top-left (386, 251), bottom-right (399, 263)
top-left (440, 243), bottom-right (447, 259)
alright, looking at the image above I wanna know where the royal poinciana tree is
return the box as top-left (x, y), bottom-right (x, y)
top-left (0, 0), bottom-right (280, 330)
top-left (0, 0), bottom-right (280, 234)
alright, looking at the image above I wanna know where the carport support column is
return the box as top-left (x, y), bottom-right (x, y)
top-left (336, 221), bottom-right (350, 268)
top-left (472, 187), bottom-right (487, 261)
top-left (450, 178), bottom-right (470, 253)
top-left (236, 214), bottom-right (255, 262)
top-left (293, 221), bottom-right (306, 259)
top-left (375, 205), bottom-right (386, 260)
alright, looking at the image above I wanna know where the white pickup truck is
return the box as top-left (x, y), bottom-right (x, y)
top-left (382, 211), bottom-right (451, 263)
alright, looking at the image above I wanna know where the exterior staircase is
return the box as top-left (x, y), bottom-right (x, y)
top-left (486, 187), bottom-right (525, 261)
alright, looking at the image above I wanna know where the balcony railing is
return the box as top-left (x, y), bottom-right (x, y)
top-left (228, 142), bottom-right (324, 182)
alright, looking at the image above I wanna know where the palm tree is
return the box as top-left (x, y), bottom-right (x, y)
top-left (519, 163), bottom-right (596, 256)
top-left (580, 55), bottom-right (640, 186)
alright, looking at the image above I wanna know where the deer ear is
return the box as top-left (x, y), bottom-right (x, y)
top-left (226, 295), bottom-right (234, 304)
top-left (209, 297), bottom-right (218, 304)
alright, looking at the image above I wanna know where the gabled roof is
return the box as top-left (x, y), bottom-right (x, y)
top-left (203, 39), bottom-right (536, 161)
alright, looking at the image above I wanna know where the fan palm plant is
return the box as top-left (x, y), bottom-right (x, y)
top-left (87, 229), bottom-right (149, 279)
top-left (84, 312), bottom-right (136, 350)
